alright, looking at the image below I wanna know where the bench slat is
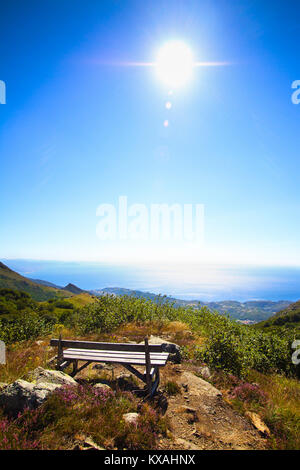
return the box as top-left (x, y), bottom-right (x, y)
top-left (62, 352), bottom-right (167, 366)
top-left (50, 339), bottom-right (163, 353)
top-left (63, 352), bottom-right (168, 363)
top-left (65, 348), bottom-right (168, 359)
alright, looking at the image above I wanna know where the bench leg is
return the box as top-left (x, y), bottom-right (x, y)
top-left (150, 367), bottom-right (160, 397)
top-left (70, 360), bottom-right (78, 377)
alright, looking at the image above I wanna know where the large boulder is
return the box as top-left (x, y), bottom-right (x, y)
top-left (178, 372), bottom-right (222, 398)
top-left (0, 379), bottom-right (62, 415)
top-left (146, 336), bottom-right (182, 363)
top-left (25, 367), bottom-right (77, 386)
top-left (0, 367), bottom-right (77, 415)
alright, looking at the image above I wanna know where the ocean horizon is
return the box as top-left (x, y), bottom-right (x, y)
top-left (2, 258), bottom-right (300, 303)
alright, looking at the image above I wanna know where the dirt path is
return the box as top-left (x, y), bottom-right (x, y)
top-left (155, 365), bottom-right (267, 450)
top-left (78, 361), bottom-right (267, 450)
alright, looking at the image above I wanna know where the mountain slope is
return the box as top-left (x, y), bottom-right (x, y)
top-left (0, 262), bottom-right (72, 301)
top-left (29, 278), bottom-right (62, 289)
top-left (259, 299), bottom-right (300, 328)
top-left (91, 287), bottom-right (291, 322)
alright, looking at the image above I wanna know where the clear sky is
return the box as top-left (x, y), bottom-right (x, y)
top-left (0, 0), bottom-right (300, 267)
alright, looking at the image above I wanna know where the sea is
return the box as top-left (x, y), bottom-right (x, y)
top-left (3, 259), bottom-right (300, 303)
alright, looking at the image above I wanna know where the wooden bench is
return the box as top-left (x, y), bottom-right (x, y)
top-left (50, 336), bottom-right (169, 397)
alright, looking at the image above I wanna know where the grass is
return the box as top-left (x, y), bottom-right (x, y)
top-left (0, 315), bottom-right (299, 450)
top-left (0, 339), bottom-right (51, 384)
top-left (164, 380), bottom-right (181, 396)
top-left (0, 384), bottom-right (167, 450)
top-left (247, 370), bottom-right (300, 450)
top-left (65, 293), bottom-right (97, 308)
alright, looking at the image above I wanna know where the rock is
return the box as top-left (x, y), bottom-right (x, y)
top-left (94, 383), bottom-right (111, 391)
top-left (177, 405), bottom-right (197, 414)
top-left (123, 412), bottom-right (139, 425)
top-left (197, 366), bottom-right (212, 380)
top-left (177, 405), bottom-right (198, 423)
top-left (82, 437), bottom-right (105, 451)
top-left (33, 382), bottom-right (62, 403)
top-left (0, 382), bottom-right (8, 391)
top-left (245, 411), bottom-right (270, 436)
top-left (0, 379), bottom-right (62, 414)
top-left (117, 373), bottom-right (137, 390)
top-left (25, 367), bottom-right (77, 386)
top-left (93, 363), bottom-right (114, 371)
top-left (173, 438), bottom-right (201, 450)
top-left (178, 372), bottom-right (222, 398)
top-left (71, 434), bottom-right (105, 451)
top-left (141, 336), bottom-right (182, 363)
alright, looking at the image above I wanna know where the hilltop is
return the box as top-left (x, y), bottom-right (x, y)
top-left (62, 283), bottom-right (88, 295)
top-left (0, 262), bottom-right (72, 301)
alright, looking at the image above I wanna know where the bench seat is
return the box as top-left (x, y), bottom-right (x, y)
top-left (50, 336), bottom-right (169, 396)
top-left (63, 348), bottom-right (169, 366)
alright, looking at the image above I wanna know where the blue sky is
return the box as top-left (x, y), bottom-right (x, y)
top-left (0, 0), bottom-right (300, 268)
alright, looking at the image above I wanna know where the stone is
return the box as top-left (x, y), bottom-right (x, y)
top-left (174, 438), bottom-right (201, 450)
top-left (82, 437), bottom-right (105, 450)
top-left (117, 373), bottom-right (137, 390)
top-left (94, 383), bottom-right (111, 391)
top-left (0, 378), bottom-right (62, 414)
top-left (197, 366), bottom-right (212, 380)
top-left (71, 433), bottom-right (105, 450)
top-left (25, 367), bottom-right (77, 386)
top-left (245, 411), bottom-right (270, 436)
top-left (123, 412), bottom-right (139, 425)
top-left (92, 363), bottom-right (114, 371)
top-left (0, 382), bottom-right (8, 391)
top-left (178, 372), bottom-right (222, 398)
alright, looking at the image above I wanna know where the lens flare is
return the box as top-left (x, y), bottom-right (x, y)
top-left (156, 41), bottom-right (194, 88)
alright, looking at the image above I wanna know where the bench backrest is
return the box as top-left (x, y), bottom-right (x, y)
top-left (50, 338), bottom-right (163, 353)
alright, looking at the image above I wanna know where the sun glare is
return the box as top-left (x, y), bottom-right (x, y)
top-left (156, 41), bottom-right (194, 88)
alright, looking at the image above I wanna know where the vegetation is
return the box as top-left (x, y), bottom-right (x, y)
top-left (0, 285), bottom-right (299, 450)
top-left (258, 299), bottom-right (300, 331)
top-left (164, 380), bottom-right (181, 396)
top-left (0, 385), bottom-right (167, 450)
top-left (1, 289), bottom-right (299, 379)
top-left (93, 287), bottom-right (291, 322)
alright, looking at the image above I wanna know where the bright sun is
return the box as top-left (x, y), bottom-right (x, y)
top-left (156, 41), bottom-right (194, 88)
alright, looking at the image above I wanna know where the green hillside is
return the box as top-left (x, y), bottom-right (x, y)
top-left (258, 299), bottom-right (300, 330)
top-left (91, 287), bottom-right (291, 322)
top-left (0, 262), bottom-right (72, 301)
